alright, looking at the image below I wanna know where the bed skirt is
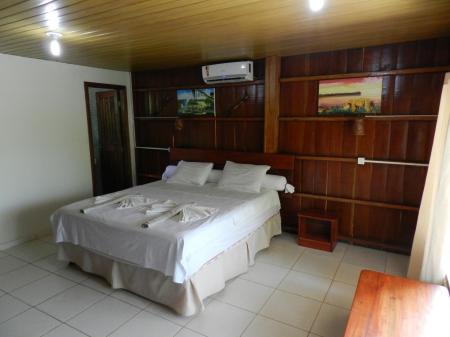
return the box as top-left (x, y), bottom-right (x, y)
top-left (57, 213), bottom-right (281, 316)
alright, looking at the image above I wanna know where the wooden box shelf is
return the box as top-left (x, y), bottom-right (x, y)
top-left (297, 209), bottom-right (338, 252)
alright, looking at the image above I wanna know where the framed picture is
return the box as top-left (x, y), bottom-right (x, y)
top-left (318, 77), bottom-right (382, 115)
top-left (176, 88), bottom-right (215, 115)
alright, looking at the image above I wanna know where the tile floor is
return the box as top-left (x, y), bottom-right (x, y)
top-left (0, 234), bottom-right (409, 337)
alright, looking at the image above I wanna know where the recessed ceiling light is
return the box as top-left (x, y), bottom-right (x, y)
top-left (309, 0), bottom-right (325, 12)
top-left (46, 32), bottom-right (63, 57)
top-left (49, 39), bottom-right (61, 56)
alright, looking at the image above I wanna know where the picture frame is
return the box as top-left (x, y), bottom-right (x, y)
top-left (176, 88), bottom-right (215, 115)
top-left (318, 77), bottom-right (382, 115)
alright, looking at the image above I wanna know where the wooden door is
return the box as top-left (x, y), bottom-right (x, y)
top-left (95, 90), bottom-right (128, 194)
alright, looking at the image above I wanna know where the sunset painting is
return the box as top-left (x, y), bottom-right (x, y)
top-left (318, 77), bottom-right (382, 115)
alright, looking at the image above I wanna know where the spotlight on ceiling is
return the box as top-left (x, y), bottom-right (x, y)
top-left (309, 0), bottom-right (325, 12)
top-left (46, 32), bottom-right (63, 57)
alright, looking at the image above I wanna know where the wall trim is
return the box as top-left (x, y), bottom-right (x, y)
top-left (0, 229), bottom-right (52, 250)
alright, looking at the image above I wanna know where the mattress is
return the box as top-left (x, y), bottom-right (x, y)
top-left (51, 181), bottom-right (281, 283)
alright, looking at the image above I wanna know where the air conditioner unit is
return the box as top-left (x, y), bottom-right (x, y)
top-left (202, 61), bottom-right (253, 84)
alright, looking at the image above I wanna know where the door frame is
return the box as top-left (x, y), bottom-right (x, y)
top-left (83, 82), bottom-right (133, 195)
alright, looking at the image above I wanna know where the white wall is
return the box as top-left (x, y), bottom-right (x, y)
top-left (0, 53), bottom-right (134, 248)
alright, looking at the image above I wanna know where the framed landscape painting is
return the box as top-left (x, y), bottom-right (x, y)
top-left (318, 77), bottom-right (382, 115)
top-left (177, 88), bottom-right (215, 115)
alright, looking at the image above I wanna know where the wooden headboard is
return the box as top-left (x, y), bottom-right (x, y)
top-left (169, 148), bottom-right (295, 171)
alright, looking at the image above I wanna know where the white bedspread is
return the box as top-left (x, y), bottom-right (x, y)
top-left (50, 181), bottom-right (280, 283)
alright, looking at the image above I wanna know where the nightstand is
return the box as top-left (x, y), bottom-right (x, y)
top-left (298, 209), bottom-right (338, 252)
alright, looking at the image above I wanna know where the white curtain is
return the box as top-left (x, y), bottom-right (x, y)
top-left (408, 74), bottom-right (450, 284)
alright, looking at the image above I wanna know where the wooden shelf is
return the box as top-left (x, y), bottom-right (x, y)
top-left (280, 65), bottom-right (450, 83)
top-left (135, 116), bottom-right (176, 120)
top-left (293, 155), bottom-right (429, 166)
top-left (295, 155), bottom-right (356, 163)
top-left (296, 192), bottom-right (420, 212)
top-left (134, 116), bottom-right (264, 121)
top-left (298, 210), bottom-right (337, 252)
top-left (279, 115), bottom-right (437, 122)
top-left (364, 114), bottom-right (437, 121)
top-left (133, 79), bottom-right (265, 91)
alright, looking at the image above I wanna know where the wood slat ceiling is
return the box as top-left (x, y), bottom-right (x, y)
top-left (0, 0), bottom-right (449, 71)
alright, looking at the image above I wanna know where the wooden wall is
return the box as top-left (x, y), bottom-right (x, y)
top-left (133, 60), bottom-right (266, 181)
top-left (132, 37), bottom-right (450, 254)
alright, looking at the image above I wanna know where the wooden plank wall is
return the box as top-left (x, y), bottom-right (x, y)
top-left (132, 37), bottom-right (450, 254)
top-left (132, 60), bottom-right (266, 181)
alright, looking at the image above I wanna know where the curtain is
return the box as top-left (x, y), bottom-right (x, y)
top-left (407, 74), bottom-right (450, 284)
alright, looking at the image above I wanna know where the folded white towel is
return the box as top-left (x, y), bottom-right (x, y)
top-left (144, 200), bottom-right (177, 215)
top-left (116, 196), bottom-right (156, 209)
top-left (82, 195), bottom-right (142, 214)
top-left (142, 203), bottom-right (195, 228)
top-left (180, 205), bottom-right (218, 223)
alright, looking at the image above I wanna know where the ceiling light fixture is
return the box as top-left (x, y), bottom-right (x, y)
top-left (45, 3), bottom-right (60, 30)
top-left (47, 32), bottom-right (63, 57)
top-left (309, 0), bottom-right (325, 12)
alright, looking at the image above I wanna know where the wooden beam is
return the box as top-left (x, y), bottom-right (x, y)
top-left (264, 55), bottom-right (281, 153)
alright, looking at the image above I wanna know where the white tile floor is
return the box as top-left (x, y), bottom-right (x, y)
top-left (0, 234), bottom-right (409, 337)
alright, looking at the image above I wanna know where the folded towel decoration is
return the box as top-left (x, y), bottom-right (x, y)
top-left (82, 194), bottom-right (152, 214)
top-left (116, 196), bottom-right (156, 209)
top-left (142, 203), bottom-right (194, 228)
top-left (82, 194), bottom-right (217, 227)
top-left (179, 205), bottom-right (218, 223)
top-left (82, 195), bottom-right (134, 214)
top-left (144, 200), bottom-right (177, 215)
top-left (142, 202), bottom-right (218, 228)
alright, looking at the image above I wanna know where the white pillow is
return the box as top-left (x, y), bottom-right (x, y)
top-left (166, 161), bottom-right (213, 186)
top-left (262, 174), bottom-right (287, 191)
top-left (217, 161), bottom-right (270, 193)
top-left (162, 165), bottom-right (177, 181)
top-left (210, 169), bottom-right (286, 191)
top-left (162, 165), bottom-right (288, 191)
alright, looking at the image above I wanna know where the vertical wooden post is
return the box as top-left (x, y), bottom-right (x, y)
top-left (264, 55), bottom-right (281, 153)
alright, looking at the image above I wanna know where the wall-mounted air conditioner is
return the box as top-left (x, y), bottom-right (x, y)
top-left (202, 61), bottom-right (253, 84)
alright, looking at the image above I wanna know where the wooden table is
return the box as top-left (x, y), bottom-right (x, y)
top-left (344, 270), bottom-right (450, 337)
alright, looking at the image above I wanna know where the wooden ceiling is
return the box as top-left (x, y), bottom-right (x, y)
top-left (0, 0), bottom-right (449, 71)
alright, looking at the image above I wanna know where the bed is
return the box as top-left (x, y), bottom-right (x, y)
top-left (51, 148), bottom-right (295, 316)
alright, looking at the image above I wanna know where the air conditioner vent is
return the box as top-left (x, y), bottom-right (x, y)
top-left (202, 61), bottom-right (253, 84)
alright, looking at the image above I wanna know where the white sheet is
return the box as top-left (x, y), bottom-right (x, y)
top-left (51, 181), bottom-right (280, 283)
